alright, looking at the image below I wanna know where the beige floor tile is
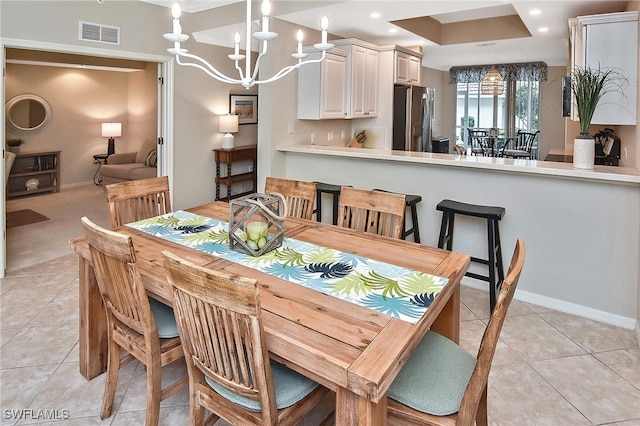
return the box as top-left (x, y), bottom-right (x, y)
top-left (460, 285), bottom-right (491, 319)
top-left (111, 406), bottom-right (190, 426)
top-left (27, 361), bottom-right (135, 421)
top-left (0, 364), bottom-right (59, 425)
top-left (593, 348), bottom-right (640, 389)
top-left (0, 327), bottom-right (21, 350)
top-left (459, 318), bottom-right (524, 366)
top-left (27, 283), bottom-right (79, 328)
top-left (0, 324), bottom-right (78, 369)
top-left (499, 314), bottom-right (587, 361)
top-left (459, 301), bottom-right (478, 322)
top-left (0, 276), bottom-right (68, 330)
top-left (116, 360), bottom-right (189, 413)
top-left (488, 362), bottom-right (590, 425)
top-left (530, 354), bottom-right (640, 424)
top-left (539, 311), bottom-right (638, 353)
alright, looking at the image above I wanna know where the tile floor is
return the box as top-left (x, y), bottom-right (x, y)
top-left (1, 185), bottom-right (639, 425)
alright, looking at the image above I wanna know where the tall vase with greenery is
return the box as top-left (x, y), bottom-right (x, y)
top-left (570, 65), bottom-right (620, 169)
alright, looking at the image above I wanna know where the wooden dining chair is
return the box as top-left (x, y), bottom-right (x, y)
top-left (337, 186), bottom-right (406, 239)
top-left (105, 176), bottom-right (171, 228)
top-left (265, 176), bottom-right (317, 220)
top-left (162, 250), bottom-right (332, 426)
top-left (387, 239), bottom-right (526, 426)
top-left (80, 216), bottom-right (187, 426)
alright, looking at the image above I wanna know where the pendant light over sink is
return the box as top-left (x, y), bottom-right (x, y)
top-left (163, 0), bottom-right (335, 89)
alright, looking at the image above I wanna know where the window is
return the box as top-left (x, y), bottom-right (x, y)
top-left (451, 62), bottom-right (546, 157)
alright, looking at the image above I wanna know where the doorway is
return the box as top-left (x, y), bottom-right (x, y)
top-left (1, 40), bottom-right (173, 277)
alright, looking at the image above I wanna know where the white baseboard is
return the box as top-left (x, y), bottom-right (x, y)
top-left (461, 279), bottom-right (637, 331)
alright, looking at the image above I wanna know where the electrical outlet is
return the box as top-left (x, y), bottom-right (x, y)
top-left (310, 133), bottom-right (316, 144)
top-left (328, 132), bottom-right (334, 142)
top-left (287, 122), bottom-right (294, 134)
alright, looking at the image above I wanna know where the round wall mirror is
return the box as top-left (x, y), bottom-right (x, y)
top-left (5, 94), bottom-right (52, 134)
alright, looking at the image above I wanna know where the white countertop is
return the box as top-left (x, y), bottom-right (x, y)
top-left (276, 144), bottom-right (640, 185)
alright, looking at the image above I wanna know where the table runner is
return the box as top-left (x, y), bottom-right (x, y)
top-left (128, 210), bottom-right (449, 324)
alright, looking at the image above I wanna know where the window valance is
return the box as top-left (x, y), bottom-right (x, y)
top-left (450, 62), bottom-right (547, 84)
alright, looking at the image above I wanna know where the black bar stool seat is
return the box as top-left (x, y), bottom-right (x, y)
top-left (313, 182), bottom-right (343, 225)
top-left (373, 189), bottom-right (422, 243)
top-left (436, 199), bottom-right (506, 312)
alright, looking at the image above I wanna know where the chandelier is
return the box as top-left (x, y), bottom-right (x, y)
top-left (163, 0), bottom-right (335, 89)
top-left (481, 67), bottom-right (505, 96)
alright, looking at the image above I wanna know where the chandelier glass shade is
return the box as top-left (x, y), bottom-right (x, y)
top-left (163, 0), bottom-right (335, 89)
top-left (481, 67), bottom-right (505, 96)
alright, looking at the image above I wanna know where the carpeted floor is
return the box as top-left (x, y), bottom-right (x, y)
top-left (6, 209), bottom-right (49, 228)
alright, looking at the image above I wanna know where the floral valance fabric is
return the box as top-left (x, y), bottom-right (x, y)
top-left (128, 210), bottom-right (450, 324)
top-left (450, 62), bottom-right (547, 84)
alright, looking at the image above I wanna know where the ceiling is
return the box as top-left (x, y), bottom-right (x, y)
top-left (143, 0), bottom-right (631, 70)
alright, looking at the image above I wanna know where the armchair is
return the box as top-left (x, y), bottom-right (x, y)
top-left (100, 139), bottom-right (158, 184)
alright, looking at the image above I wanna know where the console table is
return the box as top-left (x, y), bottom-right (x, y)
top-left (214, 145), bottom-right (257, 201)
top-left (7, 150), bottom-right (61, 198)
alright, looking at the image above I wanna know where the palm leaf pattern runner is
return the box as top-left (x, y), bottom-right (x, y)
top-left (129, 211), bottom-right (449, 324)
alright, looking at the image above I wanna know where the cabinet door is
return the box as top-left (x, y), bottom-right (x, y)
top-left (321, 53), bottom-right (348, 119)
top-left (585, 19), bottom-right (637, 125)
top-left (350, 45), bottom-right (367, 117)
top-left (408, 55), bottom-right (421, 84)
top-left (364, 48), bottom-right (379, 116)
top-left (350, 45), bottom-right (378, 118)
top-left (297, 51), bottom-right (347, 120)
top-left (395, 51), bottom-right (410, 84)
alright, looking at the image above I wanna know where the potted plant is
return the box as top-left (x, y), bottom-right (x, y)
top-left (7, 138), bottom-right (24, 154)
top-left (570, 64), bottom-right (622, 169)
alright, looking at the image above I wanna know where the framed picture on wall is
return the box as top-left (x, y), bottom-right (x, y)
top-left (230, 94), bottom-right (258, 124)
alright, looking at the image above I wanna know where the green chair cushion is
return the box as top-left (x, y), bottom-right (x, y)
top-left (387, 331), bottom-right (477, 416)
top-left (205, 360), bottom-right (319, 412)
top-left (148, 298), bottom-right (180, 338)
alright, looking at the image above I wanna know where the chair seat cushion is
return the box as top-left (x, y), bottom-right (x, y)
top-left (388, 331), bottom-right (476, 416)
top-left (148, 298), bottom-right (180, 338)
top-left (205, 360), bottom-right (319, 412)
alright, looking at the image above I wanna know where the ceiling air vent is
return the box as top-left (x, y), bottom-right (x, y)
top-left (79, 21), bottom-right (120, 45)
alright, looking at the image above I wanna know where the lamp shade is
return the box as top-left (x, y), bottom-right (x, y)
top-left (219, 114), bottom-right (239, 133)
top-left (481, 67), bottom-right (504, 96)
top-left (101, 122), bottom-right (122, 138)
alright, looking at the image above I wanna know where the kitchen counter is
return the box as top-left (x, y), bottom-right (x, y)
top-left (276, 144), bottom-right (640, 185)
top-left (274, 143), bottom-right (640, 333)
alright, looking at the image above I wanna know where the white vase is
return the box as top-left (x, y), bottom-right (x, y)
top-left (573, 134), bottom-right (594, 170)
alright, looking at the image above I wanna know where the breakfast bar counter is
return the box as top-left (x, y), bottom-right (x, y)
top-left (275, 144), bottom-right (640, 335)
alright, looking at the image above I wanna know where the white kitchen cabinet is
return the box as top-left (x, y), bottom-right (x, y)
top-left (297, 49), bottom-right (348, 120)
top-left (569, 11), bottom-right (638, 125)
top-left (394, 49), bottom-right (422, 85)
top-left (349, 44), bottom-right (379, 118)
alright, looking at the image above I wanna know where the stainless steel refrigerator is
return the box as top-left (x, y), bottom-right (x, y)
top-left (392, 85), bottom-right (435, 152)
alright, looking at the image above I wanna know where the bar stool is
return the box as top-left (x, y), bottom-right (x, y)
top-left (373, 189), bottom-right (422, 243)
top-left (313, 182), bottom-right (343, 225)
top-left (436, 199), bottom-right (506, 312)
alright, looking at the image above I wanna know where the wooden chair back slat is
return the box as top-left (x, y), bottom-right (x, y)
top-left (106, 176), bottom-right (172, 228)
top-left (265, 177), bottom-right (317, 220)
top-left (82, 216), bottom-right (147, 331)
top-left (163, 250), bottom-right (280, 423)
top-left (337, 187), bottom-right (406, 239)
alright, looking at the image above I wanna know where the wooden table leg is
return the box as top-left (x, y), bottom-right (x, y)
top-left (430, 283), bottom-right (460, 344)
top-left (78, 256), bottom-right (108, 380)
top-left (335, 388), bottom-right (386, 426)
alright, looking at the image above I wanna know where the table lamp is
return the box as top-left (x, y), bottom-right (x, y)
top-left (219, 114), bottom-right (239, 150)
top-left (102, 122), bottom-right (122, 156)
